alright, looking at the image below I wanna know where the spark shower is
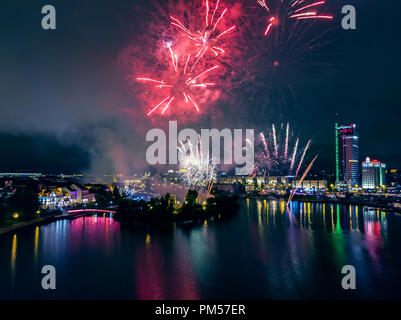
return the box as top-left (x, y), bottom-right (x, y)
top-left (133, 0), bottom-right (334, 118)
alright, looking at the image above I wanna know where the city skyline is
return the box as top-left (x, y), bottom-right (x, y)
top-left (0, 119), bottom-right (399, 181)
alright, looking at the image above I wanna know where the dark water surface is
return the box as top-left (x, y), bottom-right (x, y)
top-left (1, 199), bottom-right (401, 299)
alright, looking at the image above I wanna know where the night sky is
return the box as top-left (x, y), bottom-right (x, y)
top-left (1, 0), bottom-right (400, 174)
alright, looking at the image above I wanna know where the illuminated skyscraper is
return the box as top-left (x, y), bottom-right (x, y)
top-left (362, 157), bottom-right (386, 189)
top-left (335, 123), bottom-right (360, 186)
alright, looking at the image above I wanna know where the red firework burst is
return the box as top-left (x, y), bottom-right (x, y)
top-left (257, 0), bottom-right (333, 36)
top-left (170, 0), bottom-right (237, 58)
top-left (136, 43), bottom-right (220, 117)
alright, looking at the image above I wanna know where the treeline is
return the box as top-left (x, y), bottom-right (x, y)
top-left (93, 184), bottom-right (123, 206)
top-left (0, 186), bottom-right (40, 224)
top-left (114, 190), bottom-right (240, 223)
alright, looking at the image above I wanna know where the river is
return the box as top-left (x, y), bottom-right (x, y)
top-left (1, 199), bottom-right (401, 299)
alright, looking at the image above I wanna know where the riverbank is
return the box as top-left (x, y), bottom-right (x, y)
top-left (2, 194), bottom-right (399, 237)
top-left (0, 211), bottom-right (99, 238)
top-left (257, 193), bottom-right (401, 213)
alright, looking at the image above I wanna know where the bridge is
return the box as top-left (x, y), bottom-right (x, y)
top-left (64, 209), bottom-right (117, 214)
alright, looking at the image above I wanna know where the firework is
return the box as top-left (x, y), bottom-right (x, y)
top-left (253, 123), bottom-right (311, 177)
top-left (294, 139), bottom-right (310, 177)
top-left (126, 0), bottom-right (334, 121)
top-left (178, 136), bottom-right (216, 193)
top-left (287, 154), bottom-right (318, 204)
top-left (170, 0), bottom-right (237, 58)
top-left (136, 43), bottom-right (219, 117)
top-left (257, 0), bottom-right (333, 37)
top-left (236, 0), bottom-right (335, 115)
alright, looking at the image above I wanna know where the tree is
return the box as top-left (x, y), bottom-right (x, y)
top-left (0, 196), bottom-right (7, 224)
top-left (96, 186), bottom-right (113, 206)
top-left (112, 186), bottom-right (121, 202)
top-left (181, 190), bottom-right (203, 216)
top-left (115, 199), bottom-right (147, 220)
top-left (253, 177), bottom-right (259, 192)
top-left (160, 193), bottom-right (176, 215)
top-left (185, 190), bottom-right (198, 207)
top-left (9, 187), bottom-right (40, 221)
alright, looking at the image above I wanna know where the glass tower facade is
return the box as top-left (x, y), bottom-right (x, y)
top-left (336, 124), bottom-right (360, 186)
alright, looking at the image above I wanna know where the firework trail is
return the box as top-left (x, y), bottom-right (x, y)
top-left (260, 133), bottom-right (271, 161)
top-left (272, 124), bottom-right (278, 157)
top-left (257, 0), bottom-right (333, 37)
top-left (253, 123), bottom-right (311, 177)
top-left (136, 43), bottom-right (220, 117)
top-left (284, 122), bottom-right (289, 159)
top-left (289, 137), bottom-right (299, 172)
top-left (295, 138), bottom-right (311, 177)
top-left (178, 135), bottom-right (216, 193)
top-left (287, 154), bottom-right (318, 205)
top-left (170, 0), bottom-right (237, 59)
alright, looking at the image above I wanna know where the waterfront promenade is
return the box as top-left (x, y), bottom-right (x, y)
top-left (0, 209), bottom-right (116, 237)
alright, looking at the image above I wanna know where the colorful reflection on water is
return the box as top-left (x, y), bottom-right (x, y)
top-left (1, 201), bottom-right (401, 299)
top-left (250, 200), bottom-right (389, 237)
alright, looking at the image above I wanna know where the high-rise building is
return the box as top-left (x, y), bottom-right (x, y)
top-left (335, 123), bottom-right (360, 186)
top-left (362, 157), bottom-right (386, 189)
